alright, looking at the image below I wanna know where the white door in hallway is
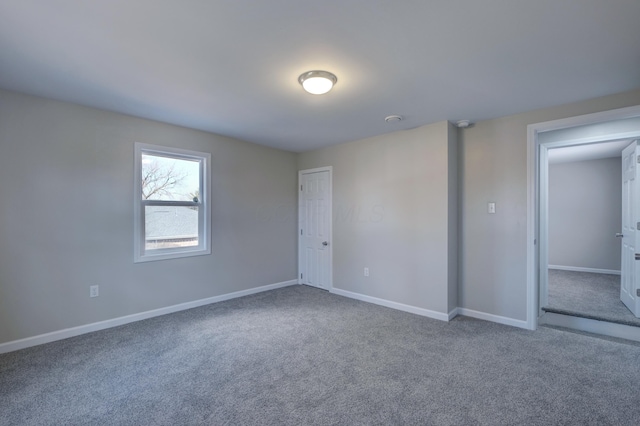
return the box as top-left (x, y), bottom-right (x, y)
top-left (621, 140), bottom-right (640, 317)
top-left (299, 168), bottom-right (332, 290)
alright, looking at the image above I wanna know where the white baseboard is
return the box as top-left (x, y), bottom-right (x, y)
top-left (456, 308), bottom-right (529, 329)
top-left (541, 312), bottom-right (640, 342)
top-left (0, 279), bottom-right (297, 355)
top-left (329, 288), bottom-right (529, 329)
top-left (548, 265), bottom-right (621, 275)
top-left (330, 288), bottom-right (450, 322)
top-left (448, 307), bottom-right (459, 321)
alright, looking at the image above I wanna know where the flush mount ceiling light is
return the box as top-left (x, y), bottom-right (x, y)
top-left (298, 70), bottom-right (337, 95)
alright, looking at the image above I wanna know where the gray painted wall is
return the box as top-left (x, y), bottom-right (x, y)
top-left (298, 122), bottom-right (458, 315)
top-left (2, 85), bottom-right (640, 346)
top-left (0, 89), bottom-right (298, 344)
top-left (548, 158), bottom-right (621, 271)
top-left (459, 89), bottom-right (640, 321)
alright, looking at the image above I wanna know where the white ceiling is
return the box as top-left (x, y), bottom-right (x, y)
top-left (1, 1), bottom-right (639, 152)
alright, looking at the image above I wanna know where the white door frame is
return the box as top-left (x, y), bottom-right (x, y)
top-left (526, 105), bottom-right (640, 330)
top-left (298, 166), bottom-right (333, 290)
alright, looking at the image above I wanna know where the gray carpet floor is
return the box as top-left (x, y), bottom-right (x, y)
top-left (545, 269), bottom-right (640, 327)
top-left (2, 285), bottom-right (640, 425)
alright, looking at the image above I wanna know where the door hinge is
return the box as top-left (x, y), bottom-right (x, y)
top-left (637, 289), bottom-right (640, 297)
top-left (300, 185), bottom-right (303, 191)
top-left (637, 155), bottom-right (640, 164)
top-left (300, 229), bottom-right (303, 235)
top-left (300, 273), bottom-right (303, 279)
top-left (637, 222), bottom-right (640, 229)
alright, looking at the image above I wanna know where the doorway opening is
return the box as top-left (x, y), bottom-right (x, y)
top-left (543, 139), bottom-right (640, 327)
top-left (526, 106), bottom-right (640, 339)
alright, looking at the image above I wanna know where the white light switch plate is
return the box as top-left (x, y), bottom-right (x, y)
top-left (488, 202), bottom-right (496, 214)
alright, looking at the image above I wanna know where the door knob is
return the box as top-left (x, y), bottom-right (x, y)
top-left (616, 233), bottom-right (624, 238)
top-left (322, 241), bottom-right (329, 246)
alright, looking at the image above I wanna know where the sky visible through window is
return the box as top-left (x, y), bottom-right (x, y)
top-left (141, 154), bottom-right (200, 201)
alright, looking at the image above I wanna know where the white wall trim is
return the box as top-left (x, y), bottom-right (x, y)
top-left (526, 124), bottom-right (538, 331)
top-left (448, 307), bottom-right (460, 321)
top-left (331, 288), bottom-right (450, 322)
top-left (331, 288), bottom-right (529, 328)
top-left (527, 104), bottom-right (640, 332)
top-left (0, 279), bottom-right (297, 354)
top-left (540, 312), bottom-right (640, 342)
top-left (549, 265), bottom-right (621, 275)
top-left (531, 105), bottom-right (640, 133)
top-left (457, 308), bottom-right (529, 329)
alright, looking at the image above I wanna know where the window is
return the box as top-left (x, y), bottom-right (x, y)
top-left (134, 143), bottom-right (211, 262)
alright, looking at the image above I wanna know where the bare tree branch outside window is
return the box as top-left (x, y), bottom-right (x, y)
top-left (141, 158), bottom-right (189, 200)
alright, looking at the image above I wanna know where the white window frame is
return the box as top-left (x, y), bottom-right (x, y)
top-left (134, 142), bottom-right (211, 263)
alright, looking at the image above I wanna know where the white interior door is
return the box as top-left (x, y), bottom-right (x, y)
top-left (299, 168), bottom-right (332, 290)
top-left (621, 140), bottom-right (640, 317)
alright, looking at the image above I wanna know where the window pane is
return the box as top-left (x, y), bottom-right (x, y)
top-left (145, 205), bottom-right (199, 250)
top-left (141, 154), bottom-right (200, 202)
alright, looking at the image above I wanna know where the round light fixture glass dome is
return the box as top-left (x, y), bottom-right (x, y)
top-left (298, 70), bottom-right (337, 95)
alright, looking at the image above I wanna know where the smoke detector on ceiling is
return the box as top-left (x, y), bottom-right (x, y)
top-left (385, 115), bottom-right (403, 123)
top-left (456, 120), bottom-right (471, 128)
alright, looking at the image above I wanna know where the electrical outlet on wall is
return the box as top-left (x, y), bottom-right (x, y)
top-left (90, 285), bottom-right (99, 298)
